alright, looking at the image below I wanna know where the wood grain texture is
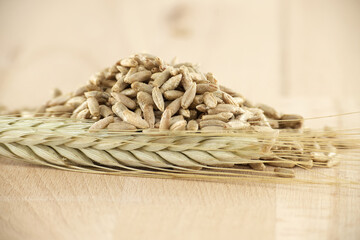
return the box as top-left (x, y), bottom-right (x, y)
top-left (1, 152), bottom-right (359, 240)
top-left (0, 0), bottom-right (360, 239)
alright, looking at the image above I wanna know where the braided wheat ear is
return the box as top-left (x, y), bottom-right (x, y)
top-left (0, 116), bottom-right (272, 167)
top-left (0, 116), bottom-right (359, 184)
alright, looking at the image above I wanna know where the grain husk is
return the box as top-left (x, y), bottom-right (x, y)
top-left (187, 120), bottom-right (199, 131)
top-left (122, 110), bottom-right (149, 129)
top-left (152, 87), bottom-right (165, 112)
top-left (208, 104), bottom-right (244, 115)
top-left (107, 122), bottom-right (137, 131)
top-left (203, 92), bottom-right (217, 108)
top-left (112, 102), bottom-right (128, 120)
top-left (166, 97), bottom-right (182, 116)
top-left (120, 58), bottom-right (138, 67)
top-left (137, 91), bottom-right (154, 110)
top-left (196, 83), bottom-right (218, 94)
top-left (179, 66), bottom-right (193, 90)
top-left (159, 109), bottom-right (172, 130)
top-left (163, 90), bottom-right (184, 100)
top-left (143, 104), bottom-right (155, 128)
top-left (87, 97), bottom-right (100, 117)
top-left (153, 69), bottom-right (171, 87)
top-left (120, 88), bottom-right (137, 98)
top-left (181, 82), bottom-right (197, 109)
top-left (131, 82), bottom-right (153, 94)
top-left (111, 92), bottom-right (137, 110)
top-left (99, 105), bottom-right (113, 117)
top-left (201, 112), bottom-right (233, 122)
top-left (124, 70), bottom-right (151, 84)
top-left (160, 74), bottom-right (182, 92)
top-left (170, 120), bottom-right (187, 131)
top-left (89, 116), bottom-right (114, 131)
top-left (179, 108), bottom-right (191, 118)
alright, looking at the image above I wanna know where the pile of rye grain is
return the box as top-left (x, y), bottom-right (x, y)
top-left (37, 53), bottom-right (303, 132)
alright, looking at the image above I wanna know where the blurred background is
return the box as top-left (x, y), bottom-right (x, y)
top-left (0, 0), bottom-right (359, 127)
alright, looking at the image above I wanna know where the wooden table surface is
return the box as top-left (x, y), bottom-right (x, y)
top-left (1, 1), bottom-right (360, 239)
top-left (1, 99), bottom-right (359, 240)
top-left (1, 145), bottom-right (360, 240)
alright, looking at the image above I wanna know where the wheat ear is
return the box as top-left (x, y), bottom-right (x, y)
top-left (0, 117), bottom-right (275, 171)
top-left (1, 116), bottom-right (359, 184)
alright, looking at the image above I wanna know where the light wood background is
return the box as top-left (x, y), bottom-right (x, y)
top-left (0, 0), bottom-right (360, 239)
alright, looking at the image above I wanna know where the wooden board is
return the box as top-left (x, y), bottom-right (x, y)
top-left (0, 0), bottom-right (359, 239)
top-left (1, 145), bottom-right (360, 240)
